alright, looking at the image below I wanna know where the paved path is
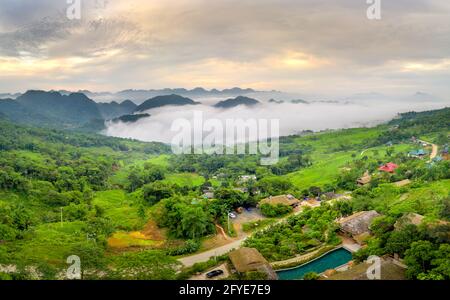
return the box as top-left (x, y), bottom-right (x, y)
top-left (271, 248), bottom-right (321, 269)
top-left (179, 238), bottom-right (246, 267)
top-left (178, 209), bottom-right (306, 267)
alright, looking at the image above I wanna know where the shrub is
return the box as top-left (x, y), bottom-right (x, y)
top-left (260, 203), bottom-right (292, 217)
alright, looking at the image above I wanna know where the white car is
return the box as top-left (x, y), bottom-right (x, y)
top-left (228, 212), bottom-right (237, 219)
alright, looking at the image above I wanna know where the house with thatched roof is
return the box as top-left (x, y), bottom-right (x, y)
top-left (357, 171), bottom-right (372, 186)
top-left (259, 194), bottom-right (300, 207)
top-left (338, 211), bottom-right (381, 244)
top-left (326, 257), bottom-right (406, 280)
top-left (228, 247), bottom-right (278, 280)
top-left (300, 198), bottom-right (321, 208)
top-left (394, 213), bottom-right (424, 230)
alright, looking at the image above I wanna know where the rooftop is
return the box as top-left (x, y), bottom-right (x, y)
top-left (229, 247), bottom-right (278, 279)
top-left (259, 194), bottom-right (300, 207)
top-left (338, 210), bottom-right (381, 237)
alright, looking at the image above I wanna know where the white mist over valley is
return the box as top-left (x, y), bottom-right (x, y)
top-left (104, 93), bottom-right (449, 144)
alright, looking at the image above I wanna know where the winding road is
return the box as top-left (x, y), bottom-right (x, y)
top-left (178, 208), bottom-right (305, 267)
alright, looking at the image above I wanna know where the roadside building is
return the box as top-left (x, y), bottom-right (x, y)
top-left (259, 194), bottom-right (300, 208)
top-left (229, 247), bottom-right (278, 280)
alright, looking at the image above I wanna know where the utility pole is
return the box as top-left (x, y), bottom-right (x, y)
top-left (227, 212), bottom-right (231, 236)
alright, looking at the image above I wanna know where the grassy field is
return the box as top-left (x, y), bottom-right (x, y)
top-left (283, 127), bottom-right (415, 190)
top-left (12, 221), bottom-right (86, 266)
top-left (92, 190), bottom-right (146, 231)
top-left (160, 173), bottom-right (206, 187)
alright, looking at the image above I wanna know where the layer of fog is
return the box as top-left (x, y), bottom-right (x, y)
top-left (104, 97), bottom-right (449, 144)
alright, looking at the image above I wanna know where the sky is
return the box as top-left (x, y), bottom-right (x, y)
top-left (0, 0), bottom-right (450, 98)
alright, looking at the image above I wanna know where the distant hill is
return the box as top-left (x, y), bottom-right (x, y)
top-left (79, 87), bottom-right (258, 103)
top-left (269, 99), bottom-right (284, 104)
top-left (0, 98), bottom-right (58, 126)
top-left (134, 94), bottom-right (199, 112)
top-left (291, 99), bottom-right (309, 104)
top-left (213, 96), bottom-right (260, 109)
top-left (97, 100), bottom-right (137, 120)
top-left (16, 90), bottom-right (102, 124)
top-left (112, 113), bottom-right (150, 123)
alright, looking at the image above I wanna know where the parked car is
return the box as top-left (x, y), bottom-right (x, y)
top-left (228, 212), bottom-right (237, 219)
top-left (206, 269), bottom-right (224, 278)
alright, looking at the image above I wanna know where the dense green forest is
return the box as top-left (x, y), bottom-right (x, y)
top-left (0, 107), bottom-right (448, 280)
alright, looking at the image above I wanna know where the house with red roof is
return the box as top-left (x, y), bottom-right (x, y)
top-left (378, 162), bottom-right (398, 173)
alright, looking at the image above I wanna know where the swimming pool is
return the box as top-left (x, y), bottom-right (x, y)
top-left (276, 247), bottom-right (353, 280)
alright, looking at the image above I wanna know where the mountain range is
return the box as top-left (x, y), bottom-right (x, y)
top-left (0, 91), bottom-right (264, 131)
top-left (52, 87), bottom-right (259, 104)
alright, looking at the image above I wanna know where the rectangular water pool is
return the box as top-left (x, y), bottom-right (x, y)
top-left (276, 248), bottom-right (352, 280)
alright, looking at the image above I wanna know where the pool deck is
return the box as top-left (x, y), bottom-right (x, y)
top-left (271, 238), bottom-right (361, 270)
top-left (271, 247), bottom-right (322, 269)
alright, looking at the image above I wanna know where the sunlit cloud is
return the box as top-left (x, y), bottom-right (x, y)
top-left (402, 59), bottom-right (450, 72)
top-left (0, 0), bottom-right (449, 97)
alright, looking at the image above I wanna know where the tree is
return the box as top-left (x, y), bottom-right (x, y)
top-left (180, 206), bottom-right (212, 239)
top-left (214, 188), bottom-right (245, 209)
top-left (143, 182), bottom-right (175, 205)
top-left (303, 272), bottom-right (320, 280)
top-left (404, 240), bottom-right (435, 279)
top-left (260, 203), bottom-right (292, 218)
top-left (385, 225), bottom-right (420, 257)
top-left (369, 216), bottom-right (395, 237)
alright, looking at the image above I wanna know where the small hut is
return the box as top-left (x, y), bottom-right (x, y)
top-left (357, 171), bottom-right (372, 186)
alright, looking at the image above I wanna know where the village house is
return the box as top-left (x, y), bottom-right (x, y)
top-left (300, 198), bottom-right (321, 208)
top-left (378, 162), bottom-right (398, 173)
top-left (259, 194), bottom-right (301, 208)
top-left (394, 213), bottom-right (424, 230)
top-left (338, 210), bottom-right (381, 245)
top-left (442, 145), bottom-right (449, 160)
top-left (408, 149), bottom-right (427, 158)
top-left (229, 247), bottom-right (278, 280)
top-left (357, 171), bottom-right (372, 186)
top-left (202, 192), bottom-right (215, 199)
top-left (238, 175), bottom-right (257, 183)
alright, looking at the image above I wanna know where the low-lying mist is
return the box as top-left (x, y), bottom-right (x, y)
top-left (104, 99), bottom-right (449, 144)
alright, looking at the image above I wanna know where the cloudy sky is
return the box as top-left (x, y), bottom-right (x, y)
top-left (0, 0), bottom-right (449, 97)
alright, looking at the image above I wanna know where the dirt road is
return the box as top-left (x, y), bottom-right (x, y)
top-left (418, 139), bottom-right (438, 161)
